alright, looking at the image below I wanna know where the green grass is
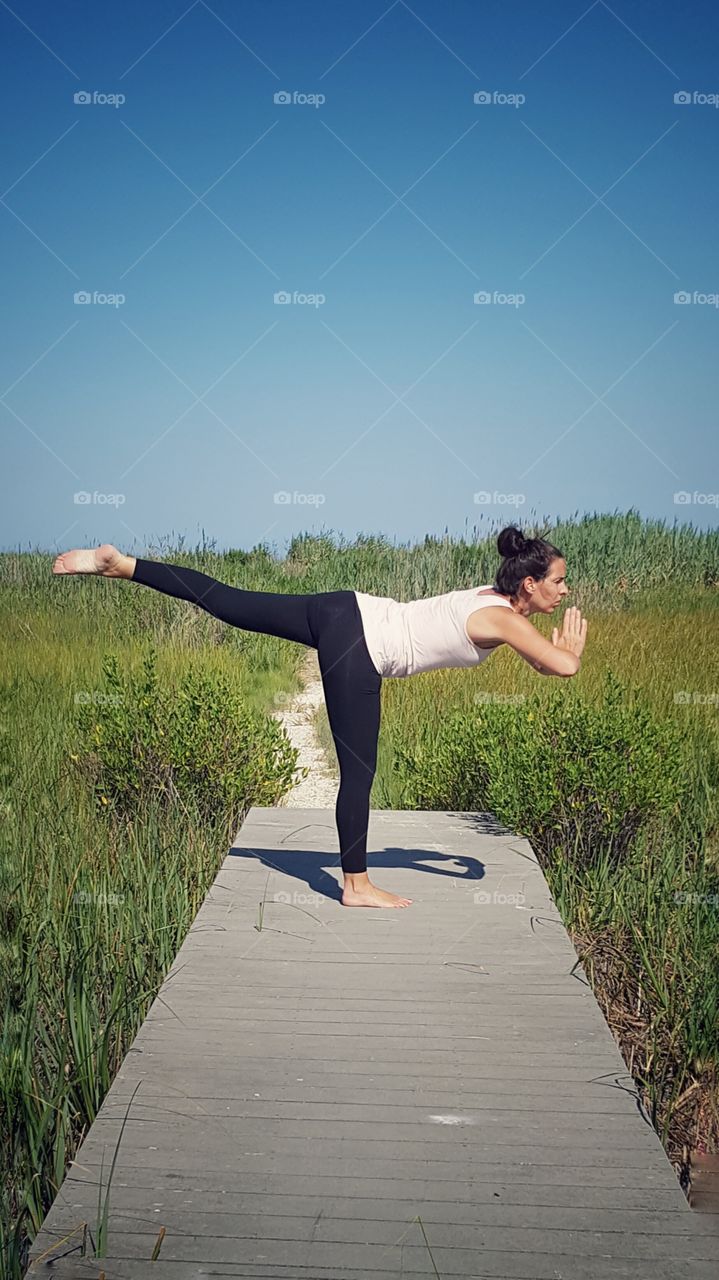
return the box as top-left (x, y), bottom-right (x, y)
top-left (2, 510), bottom-right (718, 1275)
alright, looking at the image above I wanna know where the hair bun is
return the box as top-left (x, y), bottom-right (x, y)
top-left (497, 526), bottom-right (526, 559)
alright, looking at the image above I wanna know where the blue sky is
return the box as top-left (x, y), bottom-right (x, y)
top-left (2, 0), bottom-right (718, 555)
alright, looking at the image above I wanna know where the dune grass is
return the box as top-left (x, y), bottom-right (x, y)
top-left (1, 511), bottom-right (718, 1274)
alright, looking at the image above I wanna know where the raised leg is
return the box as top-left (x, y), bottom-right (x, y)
top-left (53, 545), bottom-right (319, 648)
top-left (130, 558), bottom-right (320, 648)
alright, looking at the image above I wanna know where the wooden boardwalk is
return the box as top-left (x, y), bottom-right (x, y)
top-left (28, 807), bottom-right (718, 1279)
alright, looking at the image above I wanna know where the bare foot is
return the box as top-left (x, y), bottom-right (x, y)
top-left (52, 544), bottom-right (130, 578)
top-left (341, 881), bottom-right (413, 909)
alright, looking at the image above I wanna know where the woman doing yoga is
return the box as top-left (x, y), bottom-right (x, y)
top-left (53, 525), bottom-right (587, 910)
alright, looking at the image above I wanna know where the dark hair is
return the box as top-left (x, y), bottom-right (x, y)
top-left (493, 525), bottom-right (564, 600)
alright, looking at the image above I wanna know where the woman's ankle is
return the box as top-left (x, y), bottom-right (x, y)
top-left (343, 870), bottom-right (369, 887)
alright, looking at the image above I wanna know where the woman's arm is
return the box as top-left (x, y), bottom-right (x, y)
top-left (531, 658), bottom-right (568, 676)
top-left (490, 607), bottom-right (587, 677)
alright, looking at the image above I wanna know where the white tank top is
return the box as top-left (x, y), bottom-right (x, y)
top-left (354, 584), bottom-right (514, 679)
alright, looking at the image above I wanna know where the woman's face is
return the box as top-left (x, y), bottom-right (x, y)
top-left (529, 557), bottom-right (570, 613)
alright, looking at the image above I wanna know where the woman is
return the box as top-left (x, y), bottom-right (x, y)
top-left (53, 525), bottom-right (587, 910)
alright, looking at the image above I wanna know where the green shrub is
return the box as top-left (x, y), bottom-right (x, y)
top-left (393, 671), bottom-right (691, 866)
top-left (71, 648), bottom-right (305, 833)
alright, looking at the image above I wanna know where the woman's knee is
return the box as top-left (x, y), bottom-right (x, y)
top-left (336, 746), bottom-right (377, 786)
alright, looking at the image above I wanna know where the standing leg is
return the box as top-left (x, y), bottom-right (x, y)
top-left (315, 592), bottom-right (412, 909)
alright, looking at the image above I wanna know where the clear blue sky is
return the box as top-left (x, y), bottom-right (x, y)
top-left (2, 0), bottom-right (718, 555)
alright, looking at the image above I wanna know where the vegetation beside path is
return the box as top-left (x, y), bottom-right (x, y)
top-left (2, 511), bottom-right (718, 1274)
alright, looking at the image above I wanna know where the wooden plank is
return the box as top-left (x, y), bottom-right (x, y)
top-left (27, 807), bottom-right (719, 1279)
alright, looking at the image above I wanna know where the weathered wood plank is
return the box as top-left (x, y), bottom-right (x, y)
top-left (27, 807), bottom-right (718, 1279)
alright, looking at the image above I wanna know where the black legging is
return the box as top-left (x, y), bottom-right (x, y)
top-left (130, 559), bottom-right (381, 875)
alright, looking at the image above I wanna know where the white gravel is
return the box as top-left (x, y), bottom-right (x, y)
top-left (271, 650), bottom-right (339, 808)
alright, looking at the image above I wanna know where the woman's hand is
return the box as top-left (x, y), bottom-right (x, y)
top-left (552, 605), bottom-right (588, 660)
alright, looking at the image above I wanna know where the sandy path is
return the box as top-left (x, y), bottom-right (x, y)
top-left (271, 649), bottom-right (338, 808)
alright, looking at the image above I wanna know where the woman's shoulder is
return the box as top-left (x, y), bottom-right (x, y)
top-left (465, 587), bottom-right (515, 647)
top-left (470, 585), bottom-right (514, 607)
